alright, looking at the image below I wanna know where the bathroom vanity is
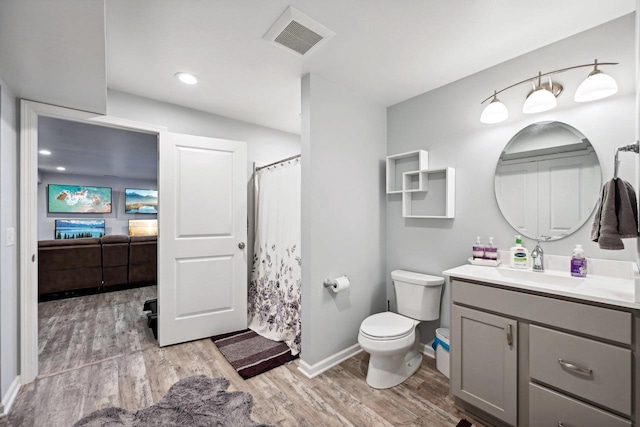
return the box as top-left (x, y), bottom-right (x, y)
top-left (444, 259), bottom-right (640, 427)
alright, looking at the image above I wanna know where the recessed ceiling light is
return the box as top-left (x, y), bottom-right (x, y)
top-left (39, 149), bottom-right (52, 155)
top-left (175, 72), bottom-right (198, 85)
top-left (56, 166), bottom-right (66, 171)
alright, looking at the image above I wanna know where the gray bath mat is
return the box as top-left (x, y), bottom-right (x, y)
top-left (73, 375), bottom-right (272, 426)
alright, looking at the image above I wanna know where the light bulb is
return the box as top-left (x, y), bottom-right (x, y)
top-left (480, 97), bottom-right (509, 124)
top-left (174, 72), bottom-right (199, 85)
top-left (574, 70), bottom-right (618, 102)
top-left (522, 87), bottom-right (557, 114)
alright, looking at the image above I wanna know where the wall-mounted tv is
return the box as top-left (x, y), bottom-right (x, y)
top-left (129, 219), bottom-right (158, 236)
top-left (55, 219), bottom-right (105, 240)
top-left (125, 188), bottom-right (158, 214)
top-left (48, 184), bottom-right (112, 213)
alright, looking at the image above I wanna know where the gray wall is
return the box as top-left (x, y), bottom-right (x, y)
top-left (106, 89), bottom-right (301, 280)
top-left (300, 74), bottom-right (387, 366)
top-left (38, 172), bottom-right (158, 240)
top-left (0, 78), bottom-right (18, 402)
top-left (387, 14), bottom-right (637, 345)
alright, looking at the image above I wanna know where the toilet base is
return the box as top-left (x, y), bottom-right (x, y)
top-left (365, 347), bottom-right (423, 389)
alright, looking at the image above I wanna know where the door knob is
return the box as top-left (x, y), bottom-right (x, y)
top-left (238, 242), bottom-right (246, 249)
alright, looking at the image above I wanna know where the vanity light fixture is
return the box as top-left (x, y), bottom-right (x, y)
top-left (574, 60), bottom-right (618, 102)
top-left (522, 73), bottom-right (561, 114)
top-left (479, 91), bottom-right (509, 124)
top-left (480, 59), bottom-right (618, 124)
top-left (174, 72), bottom-right (199, 85)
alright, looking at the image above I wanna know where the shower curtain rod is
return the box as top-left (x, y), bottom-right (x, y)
top-left (255, 154), bottom-right (301, 171)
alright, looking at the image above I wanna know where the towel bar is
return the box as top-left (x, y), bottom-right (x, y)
top-left (614, 141), bottom-right (639, 179)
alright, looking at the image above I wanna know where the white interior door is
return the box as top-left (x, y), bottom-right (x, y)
top-left (158, 132), bottom-right (247, 346)
top-left (537, 154), bottom-right (600, 238)
top-left (494, 161), bottom-right (538, 238)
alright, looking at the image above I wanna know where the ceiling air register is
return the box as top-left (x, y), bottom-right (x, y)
top-left (263, 6), bottom-right (335, 57)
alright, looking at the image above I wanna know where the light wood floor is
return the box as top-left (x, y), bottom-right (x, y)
top-left (5, 288), bottom-right (481, 427)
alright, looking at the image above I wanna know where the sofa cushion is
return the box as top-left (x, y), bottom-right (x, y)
top-left (102, 235), bottom-right (130, 244)
top-left (39, 237), bottom-right (101, 248)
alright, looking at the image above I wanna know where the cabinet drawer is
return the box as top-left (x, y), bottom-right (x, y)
top-left (529, 383), bottom-right (631, 427)
top-left (529, 325), bottom-right (631, 415)
top-left (451, 279), bottom-right (632, 345)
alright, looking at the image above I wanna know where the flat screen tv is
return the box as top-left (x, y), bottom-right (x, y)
top-left (55, 219), bottom-right (105, 240)
top-left (48, 184), bottom-right (112, 213)
top-left (129, 219), bottom-right (158, 236)
top-left (125, 188), bottom-right (158, 214)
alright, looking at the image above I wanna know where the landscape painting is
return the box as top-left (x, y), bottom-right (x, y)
top-left (125, 188), bottom-right (158, 214)
top-left (129, 219), bottom-right (158, 236)
top-left (48, 184), bottom-right (112, 213)
top-left (55, 219), bottom-right (105, 239)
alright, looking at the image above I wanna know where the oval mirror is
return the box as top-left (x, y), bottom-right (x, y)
top-left (494, 121), bottom-right (602, 241)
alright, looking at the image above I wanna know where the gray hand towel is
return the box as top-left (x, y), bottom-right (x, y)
top-left (591, 178), bottom-right (639, 250)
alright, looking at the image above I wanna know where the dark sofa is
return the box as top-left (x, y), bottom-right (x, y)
top-left (38, 235), bottom-right (157, 296)
top-left (38, 238), bottom-right (102, 295)
top-left (129, 236), bottom-right (158, 286)
top-left (102, 235), bottom-right (131, 287)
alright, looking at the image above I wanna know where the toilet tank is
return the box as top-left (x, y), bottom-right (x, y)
top-left (392, 270), bottom-right (444, 321)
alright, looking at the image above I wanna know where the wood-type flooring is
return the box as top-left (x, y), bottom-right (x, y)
top-left (4, 287), bottom-right (481, 426)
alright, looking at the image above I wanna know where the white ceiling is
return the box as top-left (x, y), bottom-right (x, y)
top-left (0, 1), bottom-right (636, 135)
top-left (105, 0), bottom-right (636, 134)
top-left (38, 117), bottom-right (158, 181)
top-left (0, 0), bottom-right (107, 114)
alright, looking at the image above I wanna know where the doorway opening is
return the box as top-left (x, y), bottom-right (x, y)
top-left (36, 116), bottom-right (159, 378)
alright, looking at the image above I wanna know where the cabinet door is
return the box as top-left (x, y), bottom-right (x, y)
top-left (452, 305), bottom-right (518, 426)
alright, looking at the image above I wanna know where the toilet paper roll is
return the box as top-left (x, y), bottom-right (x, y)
top-left (331, 276), bottom-right (350, 293)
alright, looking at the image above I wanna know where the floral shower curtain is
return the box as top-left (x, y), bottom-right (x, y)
top-left (248, 157), bottom-right (301, 355)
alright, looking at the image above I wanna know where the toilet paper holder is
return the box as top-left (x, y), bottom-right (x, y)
top-left (323, 275), bottom-right (349, 288)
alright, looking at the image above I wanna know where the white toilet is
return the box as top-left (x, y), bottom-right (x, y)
top-left (358, 269), bottom-right (444, 389)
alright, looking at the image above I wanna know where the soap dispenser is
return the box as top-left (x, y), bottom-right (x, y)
top-left (485, 237), bottom-right (498, 260)
top-left (473, 236), bottom-right (484, 260)
top-left (571, 244), bottom-right (587, 277)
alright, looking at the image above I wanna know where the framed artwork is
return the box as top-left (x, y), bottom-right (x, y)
top-left (55, 219), bottom-right (105, 239)
top-left (125, 188), bottom-right (158, 214)
top-left (48, 184), bottom-right (112, 213)
top-left (128, 219), bottom-right (158, 236)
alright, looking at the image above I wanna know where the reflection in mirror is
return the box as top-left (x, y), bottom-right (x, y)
top-left (494, 121), bottom-right (601, 241)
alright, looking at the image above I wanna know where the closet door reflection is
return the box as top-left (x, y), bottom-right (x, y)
top-left (537, 155), bottom-right (600, 238)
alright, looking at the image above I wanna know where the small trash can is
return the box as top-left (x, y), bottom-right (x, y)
top-left (433, 327), bottom-right (450, 378)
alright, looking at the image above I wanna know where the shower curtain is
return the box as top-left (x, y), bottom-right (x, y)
top-left (248, 157), bottom-right (301, 355)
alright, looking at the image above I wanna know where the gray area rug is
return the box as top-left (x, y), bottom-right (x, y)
top-left (73, 375), bottom-right (272, 426)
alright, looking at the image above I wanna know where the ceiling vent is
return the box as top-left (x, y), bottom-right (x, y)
top-left (263, 7), bottom-right (335, 57)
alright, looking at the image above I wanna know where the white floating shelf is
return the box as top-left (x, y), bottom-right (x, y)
top-left (401, 168), bottom-right (455, 218)
top-left (386, 150), bottom-right (429, 193)
top-left (386, 149), bottom-right (456, 219)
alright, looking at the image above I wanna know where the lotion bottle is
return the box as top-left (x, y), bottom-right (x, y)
top-left (510, 235), bottom-right (528, 269)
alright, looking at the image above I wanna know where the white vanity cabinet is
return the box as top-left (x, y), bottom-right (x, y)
top-left (449, 277), bottom-right (638, 427)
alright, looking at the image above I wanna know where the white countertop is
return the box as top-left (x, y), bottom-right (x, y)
top-left (443, 263), bottom-right (640, 310)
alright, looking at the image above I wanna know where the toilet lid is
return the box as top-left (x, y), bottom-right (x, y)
top-left (360, 312), bottom-right (415, 340)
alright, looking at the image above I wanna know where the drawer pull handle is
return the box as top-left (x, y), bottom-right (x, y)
top-left (558, 359), bottom-right (593, 375)
top-left (506, 324), bottom-right (513, 347)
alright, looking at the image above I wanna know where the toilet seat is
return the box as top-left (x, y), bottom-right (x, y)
top-left (360, 312), bottom-right (416, 341)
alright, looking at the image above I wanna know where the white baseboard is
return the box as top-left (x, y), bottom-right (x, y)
top-left (297, 341), bottom-right (436, 379)
top-left (420, 342), bottom-right (435, 359)
top-left (298, 343), bottom-right (362, 378)
top-left (0, 376), bottom-right (21, 417)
